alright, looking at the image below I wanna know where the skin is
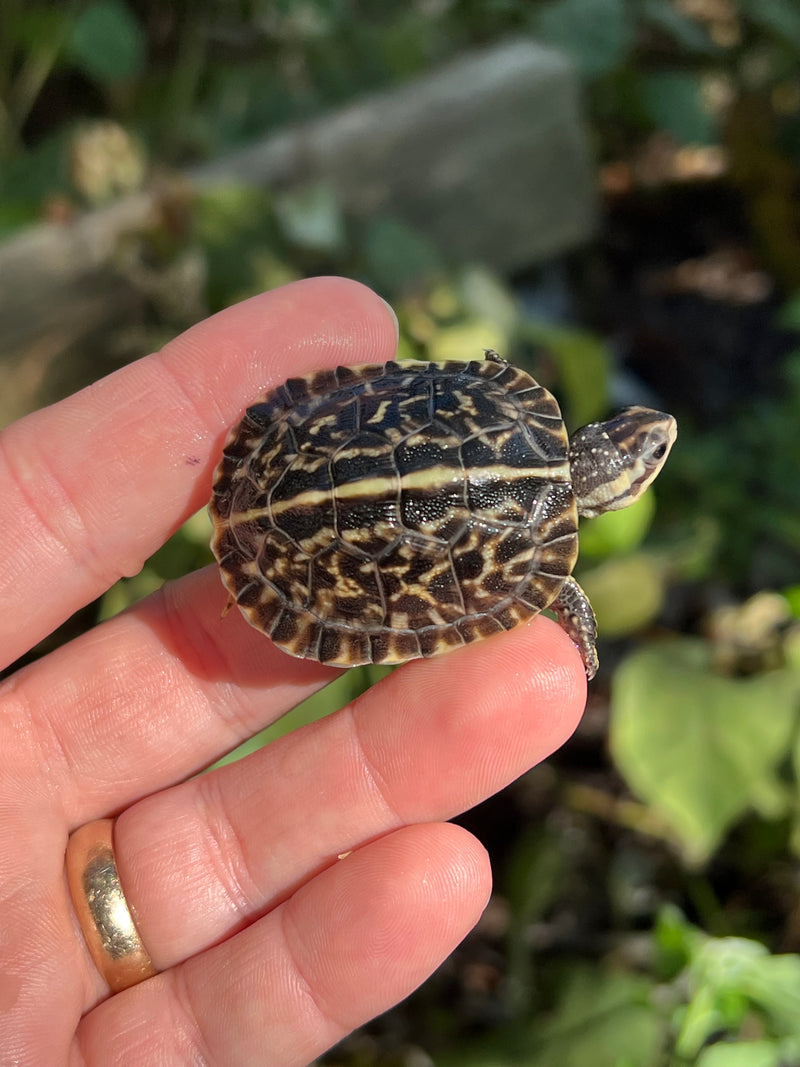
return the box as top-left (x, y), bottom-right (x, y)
top-left (0, 277), bottom-right (585, 1067)
top-left (554, 407), bottom-right (677, 678)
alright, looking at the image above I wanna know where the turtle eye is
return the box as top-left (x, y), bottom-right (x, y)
top-left (642, 430), bottom-right (671, 466)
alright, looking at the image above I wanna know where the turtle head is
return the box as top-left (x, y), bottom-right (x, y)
top-left (569, 406), bottom-right (677, 518)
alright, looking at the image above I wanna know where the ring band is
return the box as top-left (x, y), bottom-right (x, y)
top-left (65, 818), bottom-right (157, 993)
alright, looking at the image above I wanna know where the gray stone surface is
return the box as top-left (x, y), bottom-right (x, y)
top-left (198, 39), bottom-right (597, 271)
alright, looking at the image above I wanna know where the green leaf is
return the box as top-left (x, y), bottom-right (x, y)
top-left (686, 938), bottom-right (800, 1042)
top-left (6, 6), bottom-right (73, 52)
top-left (459, 266), bottom-right (519, 339)
top-left (654, 905), bottom-right (703, 978)
top-left (641, 0), bottom-right (718, 54)
top-left (610, 640), bottom-right (800, 863)
top-left (360, 215), bottom-right (443, 293)
top-left (527, 966), bottom-right (663, 1067)
top-left (68, 0), bottom-right (146, 85)
top-left (741, 0), bottom-right (800, 49)
top-left (578, 551), bottom-right (666, 637)
top-left (696, 1043), bottom-right (787, 1067)
top-left (738, 953), bottom-right (800, 1034)
top-left (0, 199), bottom-right (41, 236)
top-left (676, 981), bottom-right (734, 1059)
top-left (523, 320), bottom-right (610, 428)
top-left (665, 915), bottom-right (800, 1056)
top-left (579, 491), bottom-right (656, 559)
top-left (427, 319), bottom-right (508, 364)
top-left (640, 71), bottom-right (716, 145)
top-left (535, 0), bottom-right (634, 78)
top-left (273, 183), bottom-right (346, 254)
top-left (196, 184), bottom-right (270, 244)
top-left (784, 585), bottom-right (800, 618)
top-left (0, 131), bottom-right (71, 208)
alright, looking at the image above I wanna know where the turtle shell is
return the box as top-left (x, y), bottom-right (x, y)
top-left (210, 358), bottom-right (579, 666)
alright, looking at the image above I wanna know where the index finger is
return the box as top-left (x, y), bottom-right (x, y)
top-left (0, 277), bottom-right (398, 671)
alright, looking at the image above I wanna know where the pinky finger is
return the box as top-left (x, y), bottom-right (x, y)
top-left (75, 823), bottom-right (491, 1067)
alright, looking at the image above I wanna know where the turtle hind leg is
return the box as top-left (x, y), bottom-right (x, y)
top-left (551, 576), bottom-right (599, 680)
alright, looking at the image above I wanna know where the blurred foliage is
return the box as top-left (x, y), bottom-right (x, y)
top-left (662, 908), bottom-right (800, 1063)
top-left (2, 0), bottom-right (800, 268)
top-left (3, 0), bottom-right (800, 1064)
top-left (674, 346), bottom-right (800, 589)
top-left (611, 639), bottom-right (800, 864)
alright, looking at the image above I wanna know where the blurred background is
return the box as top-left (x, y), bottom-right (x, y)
top-left (2, 1), bottom-right (800, 1063)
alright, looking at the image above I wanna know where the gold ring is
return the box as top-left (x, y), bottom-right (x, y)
top-left (65, 818), bottom-right (157, 993)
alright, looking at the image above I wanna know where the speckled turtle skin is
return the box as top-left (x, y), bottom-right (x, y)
top-left (210, 355), bottom-right (581, 668)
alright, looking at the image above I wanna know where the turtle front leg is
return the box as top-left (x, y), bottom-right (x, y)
top-left (551, 576), bottom-right (599, 680)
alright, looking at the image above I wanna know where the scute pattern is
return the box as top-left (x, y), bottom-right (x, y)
top-left (211, 358), bottom-right (579, 666)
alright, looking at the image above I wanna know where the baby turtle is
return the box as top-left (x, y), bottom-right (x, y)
top-left (210, 352), bottom-right (676, 678)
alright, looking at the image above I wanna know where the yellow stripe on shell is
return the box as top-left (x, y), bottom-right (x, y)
top-left (228, 462), bottom-right (572, 523)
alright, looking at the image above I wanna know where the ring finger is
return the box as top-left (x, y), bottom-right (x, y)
top-left (77, 821), bottom-right (492, 1067)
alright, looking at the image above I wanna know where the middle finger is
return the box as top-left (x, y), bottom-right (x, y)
top-left (11, 548), bottom-right (582, 825)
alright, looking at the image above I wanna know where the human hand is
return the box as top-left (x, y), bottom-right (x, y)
top-left (0, 277), bottom-right (585, 1066)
